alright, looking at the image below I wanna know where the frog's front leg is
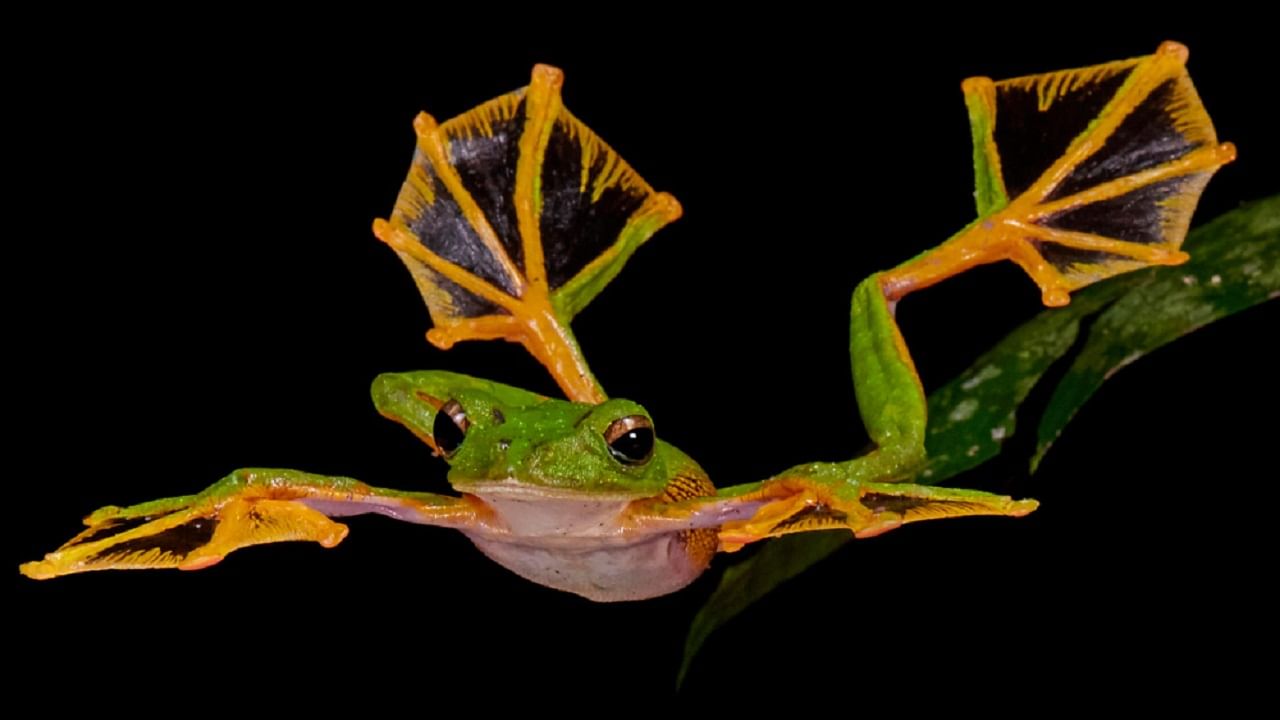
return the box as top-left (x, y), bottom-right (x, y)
top-left (627, 471), bottom-right (1035, 553)
top-left (21, 468), bottom-right (490, 579)
top-left (706, 473), bottom-right (1037, 551)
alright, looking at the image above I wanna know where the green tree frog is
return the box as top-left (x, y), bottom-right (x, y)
top-left (21, 42), bottom-right (1233, 601)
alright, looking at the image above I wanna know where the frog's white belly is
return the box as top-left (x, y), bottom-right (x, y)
top-left (460, 488), bottom-right (710, 602)
top-left (464, 532), bottom-right (705, 601)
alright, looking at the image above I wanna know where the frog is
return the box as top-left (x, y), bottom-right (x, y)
top-left (21, 42), bottom-right (1234, 601)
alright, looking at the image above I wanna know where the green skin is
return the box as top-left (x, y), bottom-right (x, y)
top-left (390, 271), bottom-right (929, 495)
top-left (370, 372), bottom-right (689, 498)
top-left (21, 45), bottom-right (1229, 600)
top-left (20, 251), bottom-right (1034, 602)
top-left (317, 270), bottom-right (928, 502)
top-left (22, 53), bottom-right (1060, 592)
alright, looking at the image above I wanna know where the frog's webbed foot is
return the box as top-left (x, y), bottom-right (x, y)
top-left (20, 468), bottom-right (485, 579)
top-left (884, 41), bottom-right (1234, 308)
top-left (373, 64), bottom-right (681, 404)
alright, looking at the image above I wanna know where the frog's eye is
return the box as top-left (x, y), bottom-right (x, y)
top-left (433, 399), bottom-right (470, 458)
top-left (603, 415), bottom-right (654, 466)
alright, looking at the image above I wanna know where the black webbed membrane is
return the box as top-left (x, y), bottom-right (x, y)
top-left (375, 65), bottom-right (683, 403)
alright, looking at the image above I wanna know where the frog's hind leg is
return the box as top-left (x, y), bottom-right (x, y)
top-left (834, 40), bottom-right (1235, 487)
top-left (884, 40), bottom-right (1234, 307)
top-left (647, 270), bottom-right (1038, 549)
top-left (665, 236), bottom-right (1037, 552)
top-left (686, 43), bottom-right (1235, 552)
top-left (373, 65), bottom-right (682, 404)
top-left (836, 40), bottom-right (1235, 480)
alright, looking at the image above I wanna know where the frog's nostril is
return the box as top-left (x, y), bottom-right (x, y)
top-left (498, 439), bottom-right (512, 451)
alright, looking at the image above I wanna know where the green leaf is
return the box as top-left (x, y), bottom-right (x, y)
top-left (677, 532), bottom-right (849, 688)
top-left (919, 279), bottom-right (1133, 484)
top-left (1033, 196), bottom-right (1280, 468)
top-left (679, 196), bottom-right (1279, 686)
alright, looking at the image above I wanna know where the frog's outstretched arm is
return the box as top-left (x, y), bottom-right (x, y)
top-left (633, 42), bottom-right (1234, 548)
top-left (19, 469), bottom-right (490, 579)
top-left (372, 64), bottom-right (681, 403)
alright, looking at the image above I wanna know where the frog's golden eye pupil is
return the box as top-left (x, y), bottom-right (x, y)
top-left (433, 399), bottom-right (469, 458)
top-left (604, 415), bottom-right (654, 465)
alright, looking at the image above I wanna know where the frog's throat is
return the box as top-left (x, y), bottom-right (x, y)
top-left (452, 479), bottom-right (652, 503)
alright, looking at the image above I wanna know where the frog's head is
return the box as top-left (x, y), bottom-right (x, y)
top-left (372, 371), bottom-right (685, 498)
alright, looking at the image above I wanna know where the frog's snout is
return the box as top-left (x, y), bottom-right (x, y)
top-left (371, 372), bottom-right (438, 440)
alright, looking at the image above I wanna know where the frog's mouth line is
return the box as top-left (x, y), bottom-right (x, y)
top-left (453, 479), bottom-right (651, 502)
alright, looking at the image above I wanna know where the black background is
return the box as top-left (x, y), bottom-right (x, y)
top-left (11, 17), bottom-right (1276, 706)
